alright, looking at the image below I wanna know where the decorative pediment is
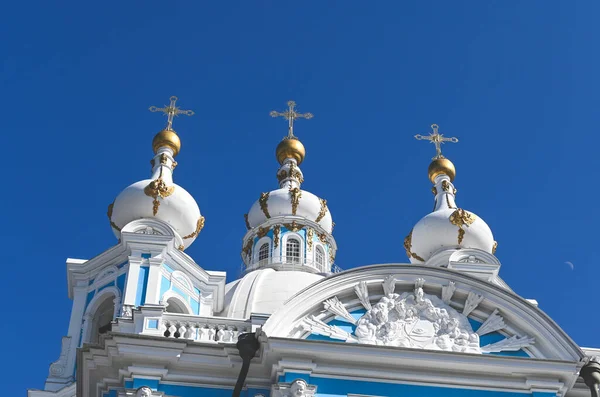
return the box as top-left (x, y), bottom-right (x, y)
top-left (301, 276), bottom-right (533, 354)
top-left (262, 264), bottom-right (584, 361)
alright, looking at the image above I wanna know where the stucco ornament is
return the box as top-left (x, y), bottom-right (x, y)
top-left (136, 386), bottom-right (153, 397)
top-left (273, 379), bottom-right (316, 397)
top-left (302, 277), bottom-right (535, 355)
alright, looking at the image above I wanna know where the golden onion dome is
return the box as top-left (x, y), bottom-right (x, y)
top-left (152, 129), bottom-right (181, 157)
top-left (428, 157), bottom-right (456, 183)
top-left (276, 137), bottom-right (305, 165)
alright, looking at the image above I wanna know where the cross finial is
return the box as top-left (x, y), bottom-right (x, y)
top-left (414, 124), bottom-right (459, 160)
top-left (270, 100), bottom-right (313, 138)
top-left (149, 96), bottom-right (194, 131)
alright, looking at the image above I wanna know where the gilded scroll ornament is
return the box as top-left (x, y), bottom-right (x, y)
top-left (458, 228), bottom-right (466, 244)
top-left (277, 170), bottom-right (288, 182)
top-left (431, 186), bottom-right (437, 195)
top-left (492, 241), bottom-right (498, 254)
top-left (289, 187), bottom-right (302, 215)
top-left (242, 239), bottom-right (253, 258)
top-left (403, 229), bottom-right (425, 262)
top-left (318, 232), bottom-right (327, 243)
top-left (159, 153), bottom-right (168, 165)
top-left (315, 198), bottom-right (328, 223)
top-left (441, 180), bottom-right (450, 192)
top-left (183, 216), bottom-right (205, 239)
top-left (178, 244), bottom-right (185, 251)
top-left (259, 192), bottom-right (271, 218)
top-left (273, 225), bottom-right (280, 248)
top-left (244, 214), bottom-right (251, 230)
top-left (283, 221), bottom-right (303, 232)
top-left (329, 249), bottom-right (335, 264)
top-left (107, 202), bottom-right (121, 231)
top-left (449, 208), bottom-right (476, 227)
top-left (144, 177), bottom-right (175, 216)
top-left (257, 226), bottom-right (269, 238)
top-left (446, 194), bottom-right (454, 209)
top-left (306, 228), bottom-right (314, 251)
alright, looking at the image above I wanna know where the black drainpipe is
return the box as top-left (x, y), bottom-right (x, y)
top-left (581, 359), bottom-right (600, 397)
top-left (232, 332), bottom-right (260, 397)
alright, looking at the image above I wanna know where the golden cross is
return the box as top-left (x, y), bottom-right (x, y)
top-left (414, 124), bottom-right (459, 159)
top-left (149, 96), bottom-right (194, 131)
top-left (270, 100), bottom-right (313, 138)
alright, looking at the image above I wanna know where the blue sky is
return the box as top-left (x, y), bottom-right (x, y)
top-left (3, 1), bottom-right (599, 394)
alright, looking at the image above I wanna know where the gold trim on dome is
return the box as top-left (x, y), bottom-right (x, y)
top-left (318, 232), bottom-right (327, 243)
top-left (315, 198), bottom-right (328, 223)
top-left (178, 244), bottom-right (185, 251)
top-left (445, 194), bottom-right (455, 209)
top-left (306, 228), bottom-right (314, 251)
top-left (277, 170), bottom-right (288, 182)
top-left (283, 221), bottom-right (303, 232)
top-left (273, 225), bottom-right (280, 248)
top-left (492, 241), bottom-right (498, 254)
top-left (244, 214), bottom-right (251, 230)
top-left (259, 192), bottom-right (271, 218)
top-left (289, 187), bottom-right (302, 215)
top-left (449, 208), bottom-right (476, 227)
top-left (458, 228), bottom-right (466, 245)
top-left (403, 229), bottom-right (425, 262)
top-left (257, 226), bottom-right (269, 238)
top-left (441, 180), bottom-right (450, 192)
top-left (183, 216), bottom-right (205, 239)
top-left (431, 186), bottom-right (437, 196)
top-left (144, 177), bottom-right (175, 216)
top-left (331, 221), bottom-right (335, 232)
top-left (107, 202), bottom-right (121, 232)
top-left (159, 153), bottom-right (168, 165)
top-left (172, 161), bottom-right (177, 170)
top-left (329, 249), bottom-right (335, 264)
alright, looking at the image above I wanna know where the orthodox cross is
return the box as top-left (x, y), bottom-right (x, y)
top-left (149, 96), bottom-right (194, 131)
top-left (270, 100), bottom-right (313, 138)
top-left (414, 124), bottom-right (459, 159)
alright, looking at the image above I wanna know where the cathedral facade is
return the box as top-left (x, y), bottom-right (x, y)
top-left (28, 98), bottom-right (600, 397)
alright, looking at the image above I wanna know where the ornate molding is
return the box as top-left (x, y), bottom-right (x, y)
top-left (289, 187), bottom-right (302, 215)
top-left (315, 198), bottom-right (328, 223)
top-left (242, 239), bottom-right (253, 258)
top-left (329, 249), bottom-right (335, 264)
top-left (107, 202), bottom-right (121, 231)
top-left (318, 232), bottom-right (327, 243)
top-left (48, 336), bottom-right (71, 377)
top-left (182, 216), bottom-right (205, 239)
top-left (441, 180), bottom-right (450, 192)
top-left (273, 225), bottom-right (280, 248)
top-left (283, 221), bottom-right (303, 232)
top-left (450, 208), bottom-right (476, 244)
top-left (257, 226), bottom-right (269, 238)
top-left (144, 178), bottom-right (175, 215)
top-left (403, 229), bottom-right (425, 262)
top-left (476, 308), bottom-right (506, 336)
top-left (273, 379), bottom-right (316, 397)
top-left (244, 213), bottom-right (250, 230)
top-left (301, 277), bottom-right (535, 355)
top-left (259, 192), bottom-right (271, 218)
top-left (306, 228), bottom-right (314, 251)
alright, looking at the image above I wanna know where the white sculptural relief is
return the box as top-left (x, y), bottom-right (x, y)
top-left (272, 379), bottom-right (317, 397)
top-left (136, 387), bottom-right (153, 397)
top-left (303, 277), bottom-right (535, 355)
top-left (352, 279), bottom-right (481, 353)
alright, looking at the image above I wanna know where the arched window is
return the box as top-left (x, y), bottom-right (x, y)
top-left (165, 298), bottom-right (186, 314)
top-left (286, 238), bottom-right (301, 264)
top-left (315, 246), bottom-right (325, 270)
top-left (258, 242), bottom-right (270, 263)
top-left (90, 297), bottom-right (115, 344)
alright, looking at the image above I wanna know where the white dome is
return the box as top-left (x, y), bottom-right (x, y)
top-left (408, 207), bottom-right (494, 264)
top-left (247, 188), bottom-right (333, 232)
top-left (222, 268), bottom-right (323, 319)
top-left (110, 179), bottom-right (202, 249)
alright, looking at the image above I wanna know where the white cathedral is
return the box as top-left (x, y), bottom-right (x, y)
top-left (28, 97), bottom-right (600, 397)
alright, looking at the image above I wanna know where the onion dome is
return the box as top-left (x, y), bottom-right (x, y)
top-left (405, 125), bottom-right (496, 263)
top-left (241, 101), bottom-right (337, 274)
top-left (107, 96), bottom-right (204, 250)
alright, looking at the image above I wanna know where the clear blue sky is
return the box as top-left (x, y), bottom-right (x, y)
top-left (3, 1), bottom-right (598, 394)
